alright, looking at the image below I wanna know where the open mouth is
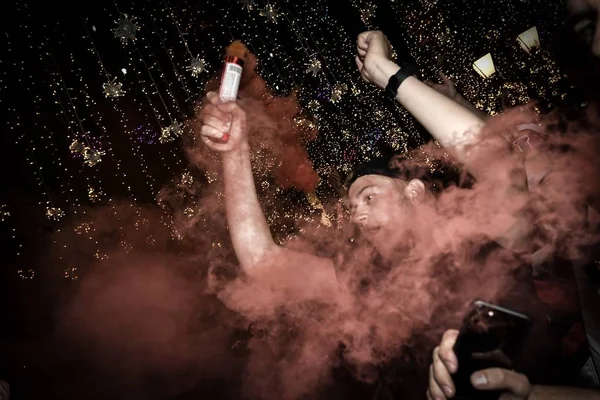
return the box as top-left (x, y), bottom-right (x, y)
top-left (362, 226), bottom-right (382, 238)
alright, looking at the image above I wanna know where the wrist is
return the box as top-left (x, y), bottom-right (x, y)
top-left (369, 58), bottom-right (400, 89)
top-left (221, 141), bottom-right (250, 161)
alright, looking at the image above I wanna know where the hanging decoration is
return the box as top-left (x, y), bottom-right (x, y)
top-left (239, 0), bottom-right (256, 11)
top-left (69, 139), bottom-right (86, 155)
top-left (159, 120), bottom-right (183, 143)
top-left (331, 83), bottom-right (348, 103)
top-left (88, 186), bottom-right (103, 203)
top-left (102, 77), bottom-right (126, 98)
top-left (259, 4), bottom-right (281, 23)
top-left (306, 58), bottom-right (322, 77)
top-left (308, 100), bottom-right (320, 112)
top-left (112, 13), bottom-right (141, 44)
top-left (186, 56), bottom-right (207, 78)
top-left (83, 148), bottom-right (105, 167)
top-left (46, 207), bottom-right (65, 221)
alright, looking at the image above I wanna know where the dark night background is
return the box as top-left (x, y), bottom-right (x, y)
top-left (0, 0), bottom-right (574, 398)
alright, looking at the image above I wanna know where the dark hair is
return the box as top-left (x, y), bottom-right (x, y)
top-left (344, 153), bottom-right (471, 195)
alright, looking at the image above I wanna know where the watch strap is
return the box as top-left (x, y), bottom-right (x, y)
top-left (385, 63), bottom-right (418, 98)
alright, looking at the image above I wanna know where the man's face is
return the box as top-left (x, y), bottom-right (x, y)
top-left (347, 174), bottom-right (414, 254)
top-left (567, 0), bottom-right (600, 57)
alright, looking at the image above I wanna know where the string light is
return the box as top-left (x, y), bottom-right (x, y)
top-left (2, 0), bottom-right (572, 274)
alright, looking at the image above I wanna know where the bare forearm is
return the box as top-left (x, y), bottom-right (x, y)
top-left (220, 146), bottom-right (339, 299)
top-left (374, 60), bottom-right (486, 162)
top-left (221, 144), bottom-right (277, 271)
top-left (531, 385), bottom-right (600, 400)
top-left (455, 94), bottom-right (491, 121)
top-left (396, 76), bottom-right (485, 160)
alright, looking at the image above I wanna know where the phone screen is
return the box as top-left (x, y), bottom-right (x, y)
top-left (452, 300), bottom-right (530, 400)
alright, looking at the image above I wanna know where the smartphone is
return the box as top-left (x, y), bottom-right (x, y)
top-left (452, 300), bottom-right (530, 400)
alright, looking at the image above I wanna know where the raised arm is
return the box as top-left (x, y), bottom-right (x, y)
top-left (425, 71), bottom-right (491, 122)
top-left (195, 92), bottom-right (338, 298)
top-left (355, 31), bottom-right (490, 167)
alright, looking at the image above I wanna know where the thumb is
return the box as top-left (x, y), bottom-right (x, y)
top-left (206, 91), bottom-right (223, 105)
top-left (357, 32), bottom-right (370, 51)
top-left (471, 369), bottom-right (531, 398)
top-left (217, 101), bottom-right (245, 120)
top-left (355, 55), bottom-right (364, 71)
top-left (216, 102), bottom-right (246, 135)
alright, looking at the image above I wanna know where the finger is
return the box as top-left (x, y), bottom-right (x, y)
top-left (216, 101), bottom-right (243, 116)
top-left (200, 125), bottom-right (228, 141)
top-left (471, 369), bottom-right (531, 397)
top-left (439, 330), bottom-right (459, 374)
top-left (200, 108), bottom-right (232, 134)
top-left (216, 103), bottom-right (247, 135)
top-left (202, 115), bottom-right (232, 134)
top-left (355, 55), bottom-right (364, 71)
top-left (357, 33), bottom-right (370, 51)
top-left (201, 135), bottom-right (228, 150)
top-left (426, 388), bottom-right (434, 400)
top-left (439, 71), bottom-right (451, 83)
top-left (432, 347), bottom-right (455, 398)
top-left (199, 101), bottom-right (228, 119)
top-left (206, 91), bottom-right (223, 105)
top-left (428, 364), bottom-right (447, 400)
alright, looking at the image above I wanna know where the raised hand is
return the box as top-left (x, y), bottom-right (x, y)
top-left (195, 91), bottom-right (248, 154)
top-left (355, 30), bottom-right (397, 89)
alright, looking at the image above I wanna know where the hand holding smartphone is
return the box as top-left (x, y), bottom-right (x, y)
top-left (452, 300), bottom-right (530, 400)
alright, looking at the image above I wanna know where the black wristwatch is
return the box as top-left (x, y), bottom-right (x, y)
top-left (385, 63), bottom-right (418, 98)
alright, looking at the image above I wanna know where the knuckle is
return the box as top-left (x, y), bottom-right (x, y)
top-left (488, 368), bottom-right (505, 384)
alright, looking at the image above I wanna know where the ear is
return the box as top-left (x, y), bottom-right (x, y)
top-left (404, 179), bottom-right (426, 204)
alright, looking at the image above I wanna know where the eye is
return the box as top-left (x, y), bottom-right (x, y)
top-left (365, 194), bottom-right (374, 203)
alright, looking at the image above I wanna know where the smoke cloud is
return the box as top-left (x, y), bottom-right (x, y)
top-left (25, 41), bottom-right (600, 400)
top-left (186, 41), bottom-right (320, 193)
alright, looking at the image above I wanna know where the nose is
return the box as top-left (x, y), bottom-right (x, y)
top-left (353, 210), bottom-right (368, 226)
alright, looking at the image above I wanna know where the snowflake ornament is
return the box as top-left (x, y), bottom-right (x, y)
top-left (331, 91), bottom-right (342, 103)
top-left (112, 13), bottom-right (140, 44)
top-left (159, 126), bottom-right (173, 143)
top-left (306, 58), bottom-right (322, 77)
top-left (308, 100), bottom-right (320, 111)
top-left (69, 139), bottom-right (86, 154)
top-left (103, 77), bottom-right (125, 98)
top-left (88, 186), bottom-right (103, 203)
top-left (186, 56), bottom-right (207, 78)
top-left (46, 207), bottom-right (65, 221)
top-left (168, 120), bottom-right (184, 137)
top-left (331, 83), bottom-right (348, 103)
top-left (260, 4), bottom-right (281, 23)
top-left (83, 148), bottom-right (105, 167)
top-left (334, 83), bottom-right (348, 93)
top-left (180, 171), bottom-right (194, 187)
top-left (239, 0), bottom-right (256, 11)
top-left (158, 120), bottom-right (184, 143)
